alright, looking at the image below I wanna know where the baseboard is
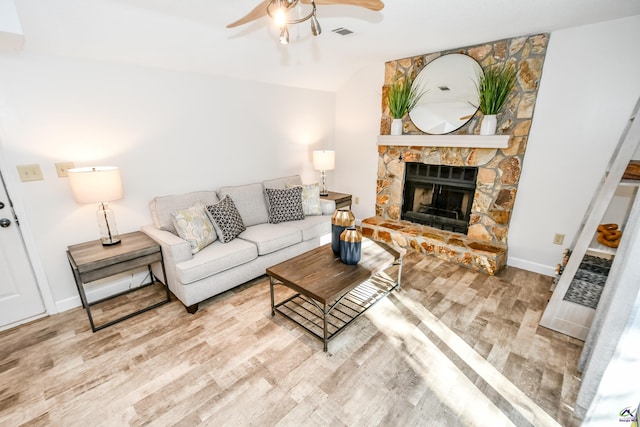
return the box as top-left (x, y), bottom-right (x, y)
top-left (507, 256), bottom-right (555, 277)
top-left (55, 295), bottom-right (82, 313)
top-left (0, 312), bottom-right (48, 332)
top-left (55, 269), bottom-right (152, 313)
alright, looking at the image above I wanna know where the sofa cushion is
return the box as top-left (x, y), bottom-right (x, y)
top-left (280, 215), bottom-right (331, 241)
top-left (238, 223), bottom-right (302, 255)
top-left (171, 202), bottom-right (217, 254)
top-left (263, 175), bottom-right (303, 190)
top-left (175, 238), bottom-right (258, 285)
top-left (287, 183), bottom-right (322, 216)
top-left (320, 199), bottom-right (336, 215)
top-left (205, 195), bottom-right (246, 243)
top-left (265, 187), bottom-right (305, 224)
top-left (150, 191), bottom-right (219, 234)
top-left (218, 182), bottom-right (269, 227)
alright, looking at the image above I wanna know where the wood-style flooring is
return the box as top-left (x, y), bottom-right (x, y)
top-left (0, 252), bottom-right (584, 426)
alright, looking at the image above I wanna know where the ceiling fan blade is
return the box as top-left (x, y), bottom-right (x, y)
top-left (302, 0), bottom-right (384, 12)
top-left (227, 0), bottom-right (272, 28)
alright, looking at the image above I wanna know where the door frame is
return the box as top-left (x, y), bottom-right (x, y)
top-left (0, 152), bottom-right (57, 325)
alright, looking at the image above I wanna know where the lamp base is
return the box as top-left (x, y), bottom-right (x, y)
top-left (97, 202), bottom-right (121, 247)
top-left (320, 170), bottom-right (329, 197)
top-left (101, 237), bottom-right (121, 246)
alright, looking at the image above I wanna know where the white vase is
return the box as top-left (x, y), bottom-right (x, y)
top-left (391, 118), bottom-right (403, 136)
top-left (480, 114), bottom-right (497, 135)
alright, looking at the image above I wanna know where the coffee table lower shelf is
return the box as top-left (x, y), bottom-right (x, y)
top-left (271, 274), bottom-right (398, 352)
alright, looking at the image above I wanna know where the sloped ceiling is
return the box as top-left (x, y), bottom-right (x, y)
top-left (9, 0), bottom-right (640, 91)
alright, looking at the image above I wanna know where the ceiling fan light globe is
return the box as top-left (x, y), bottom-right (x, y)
top-left (279, 26), bottom-right (290, 44)
top-left (310, 15), bottom-right (321, 36)
top-left (274, 7), bottom-right (287, 27)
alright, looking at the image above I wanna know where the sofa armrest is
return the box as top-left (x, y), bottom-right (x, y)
top-left (320, 198), bottom-right (336, 215)
top-left (141, 224), bottom-right (192, 289)
top-left (142, 224), bottom-right (192, 263)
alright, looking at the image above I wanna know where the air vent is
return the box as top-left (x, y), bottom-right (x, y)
top-left (331, 27), bottom-right (354, 36)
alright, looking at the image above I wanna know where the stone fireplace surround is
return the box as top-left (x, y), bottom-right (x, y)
top-left (362, 34), bottom-right (549, 275)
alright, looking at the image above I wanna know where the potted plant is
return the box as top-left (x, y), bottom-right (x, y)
top-left (387, 77), bottom-right (424, 135)
top-left (477, 63), bottom-right (517, 135)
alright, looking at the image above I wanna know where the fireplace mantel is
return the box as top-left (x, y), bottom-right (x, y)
top-left (377, 135), bottom-right (509, 149)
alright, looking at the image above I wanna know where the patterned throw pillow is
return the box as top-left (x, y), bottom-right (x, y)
top-left (205, 195), bottom-right (246, 243)
top-left (286, 183), bottom-right (322, 216)
top-left (171, 202), bottom-right (217, 254)
top-left (265, 187), bottom-right (305, 224)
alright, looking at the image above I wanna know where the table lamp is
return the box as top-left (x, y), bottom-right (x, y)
top-left (68, 166), bottom-right (124, 246)
top-left (313, 150), bottom-right (335, 196)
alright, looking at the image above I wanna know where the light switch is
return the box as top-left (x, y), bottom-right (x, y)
top-left (55, 161), bottom-right (75, 177)
top-left (553, 233), bottom-right (565, 245)
top-left (17, 164), bottom-right (43, 182)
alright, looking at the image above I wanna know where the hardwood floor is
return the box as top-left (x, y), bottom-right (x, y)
top-left (0, 252), bottom-right (584, 426)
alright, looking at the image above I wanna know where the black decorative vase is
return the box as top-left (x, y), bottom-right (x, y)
top-left (331, 208), bottom-right (355, 256)
top-left (340, 227), bottom-right (362, 265)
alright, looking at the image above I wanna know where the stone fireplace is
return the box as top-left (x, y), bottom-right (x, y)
top-left (362, 34), bottom-right (549, 275)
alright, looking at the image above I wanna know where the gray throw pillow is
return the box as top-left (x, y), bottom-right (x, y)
top-left (205, 195), bottom-right (246, 243)
top-left (265, 187), bottom-right (305, 224)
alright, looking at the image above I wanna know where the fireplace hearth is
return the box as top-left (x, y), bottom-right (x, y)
top-left (402, 163), bottom-right (477, 234)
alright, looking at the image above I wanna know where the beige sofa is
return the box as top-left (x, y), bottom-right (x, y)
top-left (142, 175), bottom-right (334, 313)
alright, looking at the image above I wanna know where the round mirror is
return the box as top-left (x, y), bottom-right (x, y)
top-left (409, 54), bottom-right (483, 135)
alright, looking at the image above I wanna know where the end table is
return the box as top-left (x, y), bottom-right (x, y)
top-left (67, 231), bottom-right (171, 332)
top-left (320, 191), bottom-right (352, 210)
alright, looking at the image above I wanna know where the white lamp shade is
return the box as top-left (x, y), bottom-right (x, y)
top-left (313, 150), bottom-right (335, 171)
top-left (68, 166), bottom-right (124, 204)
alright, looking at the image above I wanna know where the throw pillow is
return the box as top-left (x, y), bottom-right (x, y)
top-left (265, 187), bottom-right (305, 224)
top-left (171, 202), bottom-right (217, 254)
top-left (205, 195), bottom-right (246, 243)
top-left (286, 183), bottom-right (322, 216)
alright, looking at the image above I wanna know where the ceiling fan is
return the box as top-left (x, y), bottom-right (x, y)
top-left (227, 0), bottom-right (385, 44)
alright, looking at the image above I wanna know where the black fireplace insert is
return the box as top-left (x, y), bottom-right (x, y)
top-left (401, 163), bottom-right (478, 234)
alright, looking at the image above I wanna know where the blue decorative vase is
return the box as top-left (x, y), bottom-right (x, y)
top-left (331, 208), bottom-right (355, 256)
top-left (340, 227), bottom-right (362, 265)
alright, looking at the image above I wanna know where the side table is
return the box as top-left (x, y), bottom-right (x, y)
top-left (67, 230), bottom-right (171, 332)
top-left (320, 191), bottom-right (352, 210)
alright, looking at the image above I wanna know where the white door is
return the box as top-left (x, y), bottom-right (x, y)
top-left (0, 171), bottom-right (45, 328)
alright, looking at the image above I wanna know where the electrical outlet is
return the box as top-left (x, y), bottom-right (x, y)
top-left (553, 233), bottom-right (565, 245)
top-left (55, 161), bottom-right (75, 177)
top-left (355, 196), bottom-right (360, 205)
top-left (17, 164), bottom-right (43, 182)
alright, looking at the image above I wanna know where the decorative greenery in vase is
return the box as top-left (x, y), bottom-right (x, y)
top-left (387, 77), bottom-right (424, 119)
top-left (477, 63), bottom-right (517, 116)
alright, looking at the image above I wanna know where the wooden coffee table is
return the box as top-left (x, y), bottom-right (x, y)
top-left (266, 238), bottom-right (405, 351)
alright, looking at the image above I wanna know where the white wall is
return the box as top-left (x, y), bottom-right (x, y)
top-left (508, 15), bottom-right (640, 275)
top-left (334, 15), bottom-right (640, 275)
top-left (0, 0), bottom-right (23, 50)
top-left (334, 63), bottom-right (384, 221)
top-left (0, 52), bottom-right (335, 310)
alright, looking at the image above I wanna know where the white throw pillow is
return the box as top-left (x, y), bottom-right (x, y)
top-left (287, 183), bottom-right (322, 216)
top-left (171, 202), bottom-right (217, 254)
